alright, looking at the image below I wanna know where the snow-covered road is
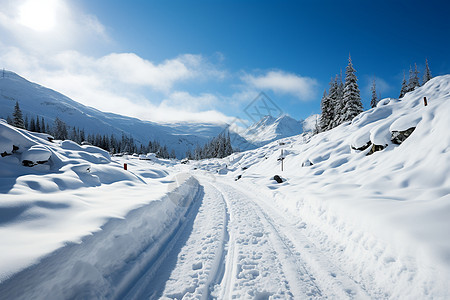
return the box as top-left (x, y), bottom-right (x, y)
top-left (127, 174), bottom-right (372, 299)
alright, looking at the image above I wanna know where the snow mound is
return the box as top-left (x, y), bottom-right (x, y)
top-left (21, 145), bottom-right (51, 163)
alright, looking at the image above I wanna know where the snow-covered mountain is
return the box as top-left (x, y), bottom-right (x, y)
top-left (242, 114), bottom-right (304, 146)
top-left (0, 71), bottom-right (310, 156)
top-left (0, 71), bottom-right (237, 157)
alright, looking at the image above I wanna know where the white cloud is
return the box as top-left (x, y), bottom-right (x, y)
top-left (0, 46), bottom-right (230, 123)
top-left (161, 91), bottom-right (220, 111)
top-left (97, 53), bottom-right (223, 92)
top-left (242, 70), bottom-right (318, 101)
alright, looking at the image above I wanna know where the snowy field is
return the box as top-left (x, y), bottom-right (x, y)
top-left (0, 75), bottom-right (449, 299)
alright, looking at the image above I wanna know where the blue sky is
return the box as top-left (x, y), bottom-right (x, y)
top-left (1, 0), bottom-right (449, 124)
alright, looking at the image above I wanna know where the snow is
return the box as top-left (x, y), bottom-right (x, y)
top-left (0, 75), bottom-right (449, 299)
top-left (0, 121), bottom-right (201, 298)
top-left (242, 114), bottom-right (303, 146)
top-left (0, 71), bottom-right (306, 156)
top-left (21, 145), bottom-right (52, 163)
top-left (207, 75), bottom-right (450, 298)
top-left (0, 71), bottom-right (232, 157)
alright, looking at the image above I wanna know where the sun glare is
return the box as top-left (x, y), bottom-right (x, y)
top-left (18, 0), bottom-right (58, 31)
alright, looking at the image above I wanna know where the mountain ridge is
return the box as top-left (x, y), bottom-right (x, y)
top-left (0, 70), bottom-right (308, 156)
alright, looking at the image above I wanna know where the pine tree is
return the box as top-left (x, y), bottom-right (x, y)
top-left (340, 55), bottom-right (363, 123)
top-left (80, 129), bottom-right (86, 142)
top-left (70, 127), bottom-right (78, 142)
top-left (370, 79), bottom-right (378, 108)
top-left (6, 115), bottom-right (13, 125)
top-left (225, 131), bottom-right (233, 156)
top-left (331, 74), bottom-right (345, 128)
top-left (24, 115), bottom-right (29, 130)
top-left (327, 78), bottom-right (339, 129)
top-left (41, 117), bottom-right (46, 133)
top-left (35, 116), bottom-right (41, 133)
top-left (29, 118), bottom-right (36, 132)
top-left (186, 149), bottom-right (193, 160)
top-left (423, 58), bottom-right (432, 84)
top-left (12, 101), bottom-right (25, 129)
top-left (53, 117), bottom-right (68, 140)
top-left (399, 72), bottom-right (408, 98)
top-left (408, 64), bottom-right (420, 92)
top-left (413, 63), bottom-right (420, 88)
top-left (319, 89), bottom-right (332, 131)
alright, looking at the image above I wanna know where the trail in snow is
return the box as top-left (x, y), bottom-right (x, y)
top-left (147, 174), bottom-right (371, 299)
top-left (159, 181), bottom-right (229, 299)
top-left (209, 177), bottom-right (369, 299)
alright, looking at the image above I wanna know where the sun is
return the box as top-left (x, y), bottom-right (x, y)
top-left (17, 0), bottom-right (58, 32)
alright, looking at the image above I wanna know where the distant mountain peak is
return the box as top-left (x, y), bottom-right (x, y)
top-left (243, 114), bottom-right (303, 145)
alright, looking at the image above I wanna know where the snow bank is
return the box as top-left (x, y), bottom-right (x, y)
top-left (0, 174), bottom-right (200, 299)
top-left (0, 122), bottom-right (202, 299)
top-left (215, 75), bottom-right (450, 298)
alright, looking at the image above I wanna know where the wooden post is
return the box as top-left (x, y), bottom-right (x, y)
top-left (281, 149), bottom-right (284, 172)
top-left (124, 163), bottom-right (127, 170)
top-left (277, 149), bottom-right (285, 171)
top-left (423, 97), bottom-right (428, 106)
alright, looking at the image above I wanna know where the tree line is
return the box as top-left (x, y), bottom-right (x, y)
top-left (186, 131), bottom-right (233, 160)
top-left (399, 59), bottom-right (432, 98)
top-left (320, 57), bottom-right (433, 133)
top-left (4, 102), bottom-right (180, 158)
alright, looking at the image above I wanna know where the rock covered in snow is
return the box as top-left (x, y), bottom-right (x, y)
top-left (391, 127), bottom-right (416, 144)
top-left (302, 159), bottom-right (313, 167)
top-left (21, 145), bottom-right (52, 166)
top-left (273, 175), bottom-right (283, 183)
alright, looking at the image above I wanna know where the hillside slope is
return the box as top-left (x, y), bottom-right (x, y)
top-left (198, 74), bottom-right (450, 298)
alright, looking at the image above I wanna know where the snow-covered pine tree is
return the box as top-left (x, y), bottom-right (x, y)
top-left (319, 89), bottom-right (332, 131)
top-left (370, 79), bottom-right (378, 108)
top-left (413, 63), bottom-right (420, 88)
top-left (225, 131), bottom-right (233, 156)
top-left (327, 77), bottom-right (339, 129)
top-left (423, 58), bottom-right (432, 84)
top-left (53, 117), bottom-right (68, 140)
top-left (12, 101), bottom-right (25, 129)
top-left (408, 64), bottom-right (420, 92)
top-left (399, 72), bottom-right (408, 98)
top-left (331, 73), bottom-right (345, 128)
top-left (340, 56), bottom-right (363, 123)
